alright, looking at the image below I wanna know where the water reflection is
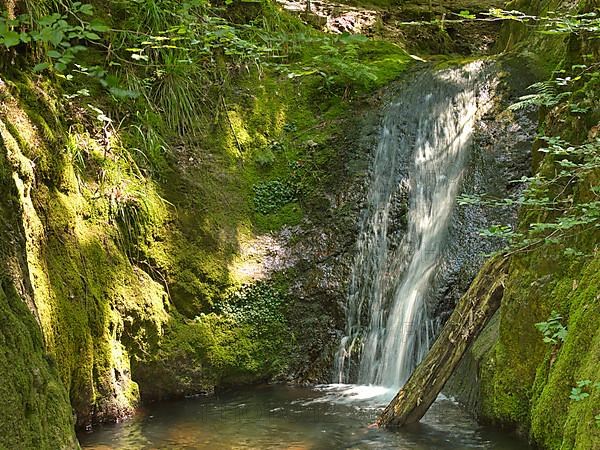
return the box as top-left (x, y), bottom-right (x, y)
top-left (79, 385), bottom-right (528, 449)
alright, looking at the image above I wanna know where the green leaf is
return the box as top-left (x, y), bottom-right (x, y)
top-left (38, 14), bottom-right (61, 27)
top-left (89, 19), bottom-right (110, 32)
top-left (79, 4), bottom-right (94, 15)
top-left (570, 390), bottom-right (589, 401)
top-left (42, 29), bottom-right (64, 46)
top-left (109, 87), bottom-right (139, 99)
top-left (47, 50), bottom-right (62, 58)
top-left (33, 62), bottom-right (50, 73)
top-left (54, 62), bottom-right (67, 72)
top-left (71, 45), bottom-right (87, 54)
top-left (555, 328), bottom-right (568, 342)
top-left (2, 30), bottom-right (20, 48)
top-left (84, 31), bottom-right (100, 40)
top-left (59, 55), bottom-right (74, 64)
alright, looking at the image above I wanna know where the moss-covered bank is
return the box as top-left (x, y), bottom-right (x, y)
top-left (448, 1), bottom-right (600, 449)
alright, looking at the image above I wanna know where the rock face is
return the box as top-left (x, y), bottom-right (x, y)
top-left (275, 97), bottom-right (385, 383)
top-left (279, 0), bottom-right (507, 55)
top-left (432, 59), bottom-right (537, 323)
top-left (278, 0), bottom-right (380, 34)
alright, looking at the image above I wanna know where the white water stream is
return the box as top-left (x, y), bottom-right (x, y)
top-left (336, 62), bottom-right (494, 389)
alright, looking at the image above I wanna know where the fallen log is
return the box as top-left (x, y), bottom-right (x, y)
top-left (377, 256), bottom-right (510, 428)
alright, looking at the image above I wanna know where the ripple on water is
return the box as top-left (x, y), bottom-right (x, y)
top-left (78, 385), bottom-right (530, 450)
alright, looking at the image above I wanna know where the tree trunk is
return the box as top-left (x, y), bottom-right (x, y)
top-left (377, 256), bottom-right (509, 428)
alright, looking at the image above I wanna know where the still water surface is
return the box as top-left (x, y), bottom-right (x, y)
top-left (79, 384), bottom-right (529, 449)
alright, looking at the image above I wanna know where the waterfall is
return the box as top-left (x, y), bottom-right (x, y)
top-left (336, 62), bottom-right (494, 388)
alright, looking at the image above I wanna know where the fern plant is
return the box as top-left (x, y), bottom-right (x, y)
top-left (508, 79), bottom-right (572, 111)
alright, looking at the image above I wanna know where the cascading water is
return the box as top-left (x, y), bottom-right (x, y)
top-left (336, 62), bottom-right (494, 389)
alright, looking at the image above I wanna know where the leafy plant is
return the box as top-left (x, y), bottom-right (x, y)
top-left (128, 119), bottom-right (170, 176)
top-left (569, 380), bottom-right (600, 402)
top-left (458, 137), bottom-right (600, 254)
top-left (253, 179), bottom-right (297, 214)
top-left (0, 3), bottom-right (108, 73)
top-left (217, 282), bottom-right (287, 338)
top-left (570, 380), bottom-right (592, 401)
top-left (147, 50), bottom-right (207, 135)
top-left (535, 311), bottom-right (568, 344)
top-left (458, 10), bottom-right (476, 20)
top-left (254, 148), bottom-right (276, 167)
top-left (285, 33), bottom-right (380, 92)
top-left (508, 79), bottom-right (573, 111)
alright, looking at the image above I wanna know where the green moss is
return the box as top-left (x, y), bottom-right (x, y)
top-left (529, 256), bottom-right (600, 449)
top-left (0, 76), bottom-right (174, 429)
top-left (0, 281), bottom-right (78, 449)
top-left (479, 224), bottom-right (600, 448)
top-left (0, 121), bottom-right (77, 448)
top-left (254, 202), bottom-right (303, 232)
top-left (135, 289), bottom-right (293, 401)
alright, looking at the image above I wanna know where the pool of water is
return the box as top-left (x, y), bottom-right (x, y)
top-left (79, 384), bottom-right (529, 449)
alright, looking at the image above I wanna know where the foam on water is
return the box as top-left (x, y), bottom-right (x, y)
top-left (305, 384), bottom-right (396, 407)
